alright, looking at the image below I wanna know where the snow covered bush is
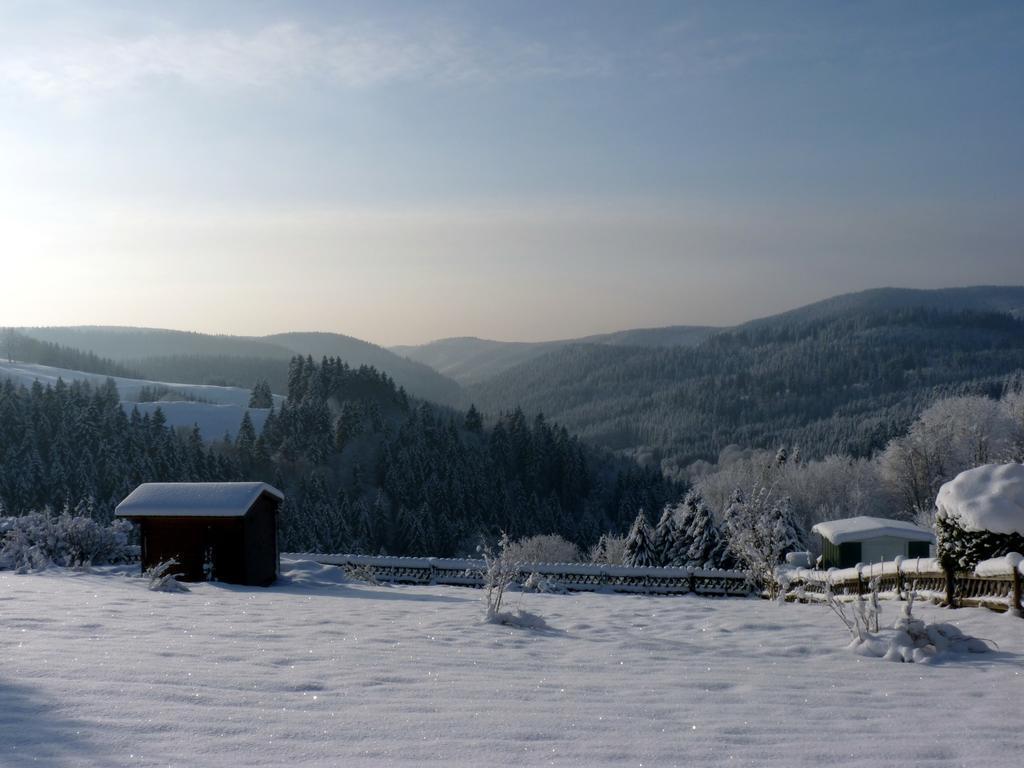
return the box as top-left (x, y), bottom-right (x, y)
top-left (935, 463), bottom-right (1024, 570)
top-left (725, 484), bottom-right (807, 595)
top-left (0, 513), bottom-right (133, 571)
top-left (146, 559), bottom-right (190, 593)
top-left (504, 534), bottom-right (580, 564)
top-left (588, 533), bottom-right (627, 565)
top-left (837, 590), bottom-right (992, 663)
top-left (522, 571), bottom-right (565, 594)
top-left (479, 533), bottom-right (518, 622)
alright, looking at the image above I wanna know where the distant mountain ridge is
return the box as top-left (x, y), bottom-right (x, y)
top-left (462, 285), bottom-right (1024, 468)
top-left (16, 286), bottom-right (1024, 449)
top-left (17, 326), bottom-right (464, 406)
top-left (736, 286), bottom-right (1024, 329)
top-left (392, 325), bottom-right (718, 385)
top-left (391, 285), bottom-right (1024, 386)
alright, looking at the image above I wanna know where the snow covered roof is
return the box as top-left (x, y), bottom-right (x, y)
top-left (936, 463), bottom-right (1024, 536)
top-left (811, 516), bottom-right (935, 545)
top-left (115, 482), bottom-right (284, 519)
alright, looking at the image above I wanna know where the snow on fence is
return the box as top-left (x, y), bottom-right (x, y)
top-left (286, 552), bottom-right (1023, 614)
top-left (286, 553), bottom-right (753, 596)
top-left (782, 554), bottom-right (1024, 615)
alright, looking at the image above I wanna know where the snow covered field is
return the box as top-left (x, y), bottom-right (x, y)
top-left (1, 559), bottom-right (1021, 768)
top-left (0, 361), bottom-right (282, 439)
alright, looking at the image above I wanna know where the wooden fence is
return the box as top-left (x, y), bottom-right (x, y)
top-left (780, 555), bottom-right (1024, 614)
top-left (288, 553), bottom-right (753, 596)
top-left (287, 552), bottom-right (1023, 615)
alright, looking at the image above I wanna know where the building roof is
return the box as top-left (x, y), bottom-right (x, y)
top-left (811, 516), bottom-right (935, 545)
top-left (115, 482), bottom-right (284, 519)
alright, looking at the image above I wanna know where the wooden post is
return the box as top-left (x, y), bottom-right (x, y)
top-left (944, 564), bottom-right (957, 609)
top-left (1012, 567), bottom-right (1023, 619)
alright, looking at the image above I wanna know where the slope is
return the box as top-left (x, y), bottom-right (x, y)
top-left (393, 324), bottom-right (716, 386)
top-left (17, 326), bottom-right (465, 407)
top-left (466, 287), bottom-right (1024, 467)
top-left (0, 359), bottom-right (281, 440)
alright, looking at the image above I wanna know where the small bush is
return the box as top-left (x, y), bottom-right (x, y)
top-left (504, 534), bottom-right (580, 564)
top-left (145, 559), bottom-right (190, 593)
top-left (0, 513), bottom-right (133, 571)
top-left (588, 533), bottom-right (627, 565)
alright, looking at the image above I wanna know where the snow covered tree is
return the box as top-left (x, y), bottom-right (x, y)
top-left (683, 493), bottom-right (723, 569)
top-left (623, 510), bottom-right (657, 567)
top-left (726, 483), bottom-right (808, 594)
top-left (708, 489), bottom-right (743, 569)
top-left (653, 503), bottom-right (681, 565)
top-left (248, 378), bottom-right (273, 409)
top-left (588, 533), bottom-right (627, 565)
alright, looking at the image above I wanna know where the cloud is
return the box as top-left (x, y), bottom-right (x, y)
top-left (0, 21), bottom-right (611, 102)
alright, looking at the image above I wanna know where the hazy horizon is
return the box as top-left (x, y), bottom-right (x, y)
top-left (8, 281), bottom-right (1024, 349)
top-left (3, 1), bottom-right (1022, 346)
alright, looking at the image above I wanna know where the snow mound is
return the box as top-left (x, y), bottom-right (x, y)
top-left (936, 463), bottom-right (1024, 535)
top-left (974, 552), bottom-right (1024, 577)
top-left (848, 601), bottom-right (993, 663)
top-left (279, 557), bottom-right (352, 587)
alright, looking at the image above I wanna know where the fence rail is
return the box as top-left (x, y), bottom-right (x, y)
top-left (285, 552), bottom-right (1024, 615)
top-left (286, 553), bottom-right (753, 596)
top-left (781, 555), bottom-right (1023, 614)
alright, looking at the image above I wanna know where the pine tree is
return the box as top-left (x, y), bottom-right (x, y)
top-left (248, 378), bottom-right (274, 409)
top-left (662, 493), bottom-right (700, 566)
top-left (235, 411), bottom-right (257, 469)
top-left (709, 489), bottom-right (743, 569)
top-left (653, 504), bottom-right (676, 565)
top-left (464, 404), bottom-right (483, 433)
top-left (683, 493), bottom-right (723, 569)
top-left (623, 510), bottom-right (657, 567)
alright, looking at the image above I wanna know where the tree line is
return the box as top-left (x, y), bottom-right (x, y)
top-left (0, 356), bottom-right (679, 557)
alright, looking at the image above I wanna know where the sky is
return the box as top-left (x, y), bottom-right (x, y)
top-left (1, 0), bottom-right (1022, 346)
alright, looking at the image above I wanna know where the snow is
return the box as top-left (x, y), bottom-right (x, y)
top-left (115, 483), bottom-right (284, 518)
top-left (2, 559), bottom-right (1022, 767)
top-left (130, 402), bottom-right (273, 441)
top-left (811, 516), bottom-right (934, 544)
top-left (936, 463), bottom-right (1024, 535)
top-left (974, 552), bottom-right (1024, 577)
top-left (0, 361), bottom-right (283, 440)
top-left (785, 557), bottom-right (945, 586)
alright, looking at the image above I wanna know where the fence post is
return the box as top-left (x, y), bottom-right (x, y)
top-left (944, 564), bottom-right (957, 609)
top-left (688, 568), bottom-right (696, 595)
top-left (1012, 567), bottom-right (1023, 619)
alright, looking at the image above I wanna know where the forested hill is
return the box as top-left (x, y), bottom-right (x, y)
top-left (467, 306), bottom-right (1024, 469)
top-left (391, 325), bottom-right (717, 385)
top-left (0, 356), bottom-right (677, 556)
top-left (262, 357), bottom-right (678, 554)
top-left (17, 326), bottom-right (464, 407)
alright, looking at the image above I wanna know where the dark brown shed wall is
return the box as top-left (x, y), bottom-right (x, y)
top-left (133, 492), bottom-right (280, 586)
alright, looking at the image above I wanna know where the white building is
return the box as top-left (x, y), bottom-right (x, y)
top-left (811, 516), bottom-right (934, 568)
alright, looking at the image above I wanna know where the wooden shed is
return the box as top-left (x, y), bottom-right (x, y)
top-left (115, 482), bottom-right (283, 586)
top-left (812, 516), bottom-right (934, 569)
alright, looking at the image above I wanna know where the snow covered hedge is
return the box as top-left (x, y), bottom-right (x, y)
top-left (935, 463), bottom-right (1024, 570)
top-left (0, 513), bottom-right (134, 571)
